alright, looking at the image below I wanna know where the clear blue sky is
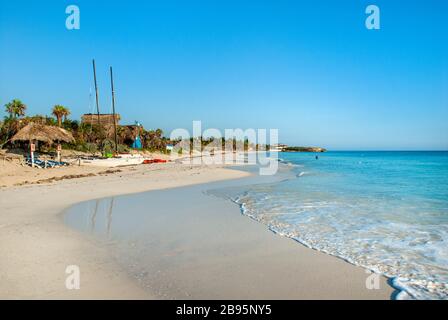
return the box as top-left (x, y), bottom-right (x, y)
top-left (1, 0), bottom-right (447, 150)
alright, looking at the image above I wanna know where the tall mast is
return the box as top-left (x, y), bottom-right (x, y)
top-left (110, 66), bottom-right (119, 154)
top-left (92, 59), bottom-right (101, 126)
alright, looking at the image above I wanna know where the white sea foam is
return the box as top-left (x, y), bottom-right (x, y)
top-left (233, 189), bottom-right (448, 300)
top-left (227, 151), bottom-right (448, 300)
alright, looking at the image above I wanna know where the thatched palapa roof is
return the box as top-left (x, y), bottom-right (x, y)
top-left (81, 113), bottom-right (121, 126)
top-left (11, 123), bottom-right (75, 144)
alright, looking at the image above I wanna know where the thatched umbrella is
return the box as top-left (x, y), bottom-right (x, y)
top-left (11, 123), bottom-right (74, 144)
top-left (11, 123), bottom-right (74, 166)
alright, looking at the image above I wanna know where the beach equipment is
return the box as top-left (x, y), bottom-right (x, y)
top-left (47, 159), bottom-right (69, 166)
top-left (11, 123), bottom-right (74, 168)
top-left (131, 121), bottom-right (143, 149)
top-left (25, 156), bottom-right (52, 168)
top-left (110, 66), bottom-right (119, 154)
top-left (143, 158), bottom-right (167, 164)
top-left (92, 59), bottom-right (101, 126)
top-left (25, 155), bottom-right (68, 168)
top-left (79, 153), bottom-right (147, 167)
top-left (132, 135), bottom-right (142, 149)
top-left (11, 123), bottom-right (74, 144)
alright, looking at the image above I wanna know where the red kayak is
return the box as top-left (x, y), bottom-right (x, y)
top-left (143, 159), bottom-right (167, 164)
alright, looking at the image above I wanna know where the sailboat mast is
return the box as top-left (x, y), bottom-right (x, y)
top-left (92, 59), bottom-right (101, 126)
top-left (110, 66), bottom-right (119, 154)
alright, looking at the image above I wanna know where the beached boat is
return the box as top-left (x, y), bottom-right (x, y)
top-left (79, 153), bottom-right (146, 167)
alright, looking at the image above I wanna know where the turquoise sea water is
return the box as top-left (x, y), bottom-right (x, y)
top-left (232, 151), bottom-right (448, 299)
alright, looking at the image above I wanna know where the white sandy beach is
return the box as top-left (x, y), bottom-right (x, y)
top-left (0, 161), bottom-right (394, 299)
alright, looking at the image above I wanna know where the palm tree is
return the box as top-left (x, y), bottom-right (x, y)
top-left (155, 128), bottom-right (163, 137)
top-left (4, 99), bottom-right (26, 119)
top-left (116, 126), bottom-right (127, 144)
top-left (52, 105), bottom-right (70, 127)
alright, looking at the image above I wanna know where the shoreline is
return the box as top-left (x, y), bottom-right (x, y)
top-left (64, 164), bottom-right (394, 299)
top-left (1, 161), bottom-right (395, 299)
top-left (0, 163), bottom-right (250, 299)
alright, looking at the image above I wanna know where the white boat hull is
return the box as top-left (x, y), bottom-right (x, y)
top-left (79, 155), bottom-right (145, 167)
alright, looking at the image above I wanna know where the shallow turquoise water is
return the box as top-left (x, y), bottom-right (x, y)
top-left (233, 151), bottom-right (448, 299)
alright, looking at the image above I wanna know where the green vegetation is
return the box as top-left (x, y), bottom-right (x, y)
top-left (282, 146), bottom-right (326, 152)
top-left (170, 136), bottom-right (267, 153)
top-left (1, 98), bottom-right (169, 154)
top-left (52, 105), bottom-right (71, 127)
top-left (5, 99), bottom-right (26, 119)
top-left (1, 98), bottom-right (272, 155)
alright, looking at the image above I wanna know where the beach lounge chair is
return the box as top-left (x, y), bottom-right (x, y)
top-left (25, 156), bottom-right (58, 168)
top-left (47, 160), bottom-right (69, 167)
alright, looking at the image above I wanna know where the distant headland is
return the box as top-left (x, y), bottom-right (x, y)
top-left (272, 144), bottom-right (327, 152)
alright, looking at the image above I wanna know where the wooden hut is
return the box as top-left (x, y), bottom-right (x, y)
top-left (81, 113), bottom-right (121, 127)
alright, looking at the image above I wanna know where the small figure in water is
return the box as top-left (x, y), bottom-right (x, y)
top-left (315, 155), bottom-right (319, 160)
